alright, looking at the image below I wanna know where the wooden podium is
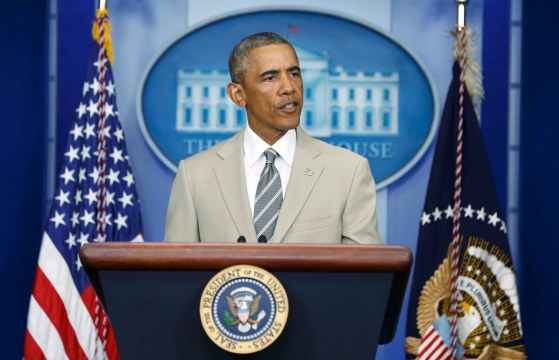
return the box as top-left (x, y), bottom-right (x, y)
top-left (80, 243), bottom-right (412, 359)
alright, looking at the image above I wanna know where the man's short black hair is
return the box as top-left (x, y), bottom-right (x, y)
top-left (228, 32), bottom-right (297, 84)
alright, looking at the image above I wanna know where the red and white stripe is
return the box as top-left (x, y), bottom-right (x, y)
top-left (418, 326), bottom-right (453, 360)
top-left (24, 233), bottom-right (115, 359)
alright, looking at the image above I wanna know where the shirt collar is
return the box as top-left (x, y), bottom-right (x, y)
top-left (244, 124), bottom-right (297, 168)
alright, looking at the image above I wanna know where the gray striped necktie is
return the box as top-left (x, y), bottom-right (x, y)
top-left (254, 148), bottom-right (283, 242)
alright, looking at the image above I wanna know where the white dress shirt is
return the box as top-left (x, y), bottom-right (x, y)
top-left (243, 125), bottom-right (296, 216)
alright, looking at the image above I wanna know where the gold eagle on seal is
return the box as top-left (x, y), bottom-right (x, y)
top-left (225, 287), bottom-right (267, 334)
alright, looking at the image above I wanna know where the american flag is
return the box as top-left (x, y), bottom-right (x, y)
top-left (24, 10), bottom-right (143, 359)
top-left (417, 320), bottom-right (454, 360)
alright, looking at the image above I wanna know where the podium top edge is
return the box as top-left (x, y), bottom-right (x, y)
top-left (80, 243), bottom-right (412, 273)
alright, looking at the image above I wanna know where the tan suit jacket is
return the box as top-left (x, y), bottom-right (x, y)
top-left (164, 127), bottom-right (382, 244)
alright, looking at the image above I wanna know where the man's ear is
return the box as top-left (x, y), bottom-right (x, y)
top-left (227, 82), bottom-right (247, 107)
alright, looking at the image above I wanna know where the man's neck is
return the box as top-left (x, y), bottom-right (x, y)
top-left (246, 123), bottom-right (288, 145)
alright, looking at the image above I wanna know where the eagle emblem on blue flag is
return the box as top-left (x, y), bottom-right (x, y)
top-left (407, 239), bottom-right (525, 359)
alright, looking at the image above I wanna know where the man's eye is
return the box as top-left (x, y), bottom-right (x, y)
top-left (290, 72), bottom-right (300, 77)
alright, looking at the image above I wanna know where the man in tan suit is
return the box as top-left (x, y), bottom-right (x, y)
top-left (165, 32), bottom-right (382, 245)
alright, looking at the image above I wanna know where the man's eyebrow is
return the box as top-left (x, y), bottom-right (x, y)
top-left (258, 69), bottom-right (279, 78)
top-left (287, 66), bottom-right (301, 73)
top-left (258, 66), bottom-right (301, 78)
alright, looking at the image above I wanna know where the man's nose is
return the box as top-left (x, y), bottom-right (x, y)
top-left (279, 74), bottom-right (295, 94)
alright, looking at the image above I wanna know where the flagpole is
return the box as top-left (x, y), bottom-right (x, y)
top-left (456, 0), bottom-right (468, 31)
top-left (98, 0), bottom-right (107, 11)
top-left (448, 0), bottom-right (470, 358)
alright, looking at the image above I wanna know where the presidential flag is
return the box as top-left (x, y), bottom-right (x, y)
top-left (405, 31), bottom-right (526, 359)
top-left (24, 10), bottom-right (143, 359)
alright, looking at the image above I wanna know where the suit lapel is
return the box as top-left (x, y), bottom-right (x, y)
top-left (213, 130), bottom-right (257, 240)
top-left (273, 128), bottom-right (324, 243)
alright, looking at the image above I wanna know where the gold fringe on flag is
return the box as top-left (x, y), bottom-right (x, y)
top-left (92, 9), bottom-right (114, 65)
top-left (452, 27), bottom-right (484, 115)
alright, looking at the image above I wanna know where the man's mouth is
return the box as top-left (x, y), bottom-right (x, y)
top-left (276, 101), bottom-right (299, 111)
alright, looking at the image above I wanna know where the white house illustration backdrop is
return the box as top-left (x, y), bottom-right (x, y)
top-left (175, 44), bottom-right (399, 137)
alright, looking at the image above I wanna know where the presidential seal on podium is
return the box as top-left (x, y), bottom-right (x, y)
top-left (200, 265), bottom-right (289, 354)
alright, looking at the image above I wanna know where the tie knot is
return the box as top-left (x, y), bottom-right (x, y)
top-left (264, 148), bottom-right (278, 164)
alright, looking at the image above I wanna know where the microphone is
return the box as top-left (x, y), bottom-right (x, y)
top-left (258, 235), bottom-right (267, 243)
top-left (237, 235), bottom-right (246, 243)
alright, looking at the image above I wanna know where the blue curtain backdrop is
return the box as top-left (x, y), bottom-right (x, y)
top-left (1, 0), bottom-right (557, 358)
top-left (520, 1), bottom-right (559, 358)
top-left (0, 0), bottom-right (48, 358)
top-left (481, 1), bottom-right (510, 211)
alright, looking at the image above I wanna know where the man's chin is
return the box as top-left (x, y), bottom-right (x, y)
top-left (280, 116), bottom-right (300, 130)
top-left (281, 123), bottom-right (300, 131)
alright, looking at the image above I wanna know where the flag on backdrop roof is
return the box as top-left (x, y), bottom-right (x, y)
top-left (24, 9), bottom-right (143, 359)
top-left (405, 29), bottom-right (526, 359)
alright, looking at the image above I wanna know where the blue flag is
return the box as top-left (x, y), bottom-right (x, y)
top-left (405, 62), bottom-right (526, 359)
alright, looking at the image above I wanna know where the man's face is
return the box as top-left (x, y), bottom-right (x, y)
top-left (238, 44), bottom-right (303, 144)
